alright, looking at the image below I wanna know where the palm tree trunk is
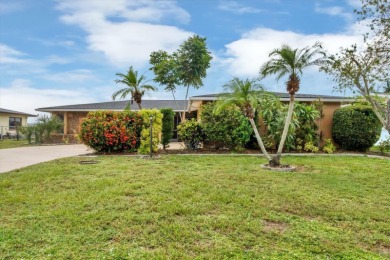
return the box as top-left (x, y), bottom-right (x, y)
top-left (273, 95), bottom-right (295, 165)
top-left (137, 103), bottom-right (142, 110)
top-left (249, 117), bottom-right (272, 161)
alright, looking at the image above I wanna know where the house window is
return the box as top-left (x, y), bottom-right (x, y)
top-left (9, 117), bottom-right (22, 129)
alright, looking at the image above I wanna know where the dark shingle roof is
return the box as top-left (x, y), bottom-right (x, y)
top-left (190, 92), bottom-right (351, 101)
top-left (0, 108), bottom-right (37, 117)
top-left (36, 100), bottom-right (188, 112)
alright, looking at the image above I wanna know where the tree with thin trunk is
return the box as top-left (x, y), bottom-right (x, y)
top-left (113, 66), bottom-right (157, 110)
top-left (321, 0), bottom-right (390, 134)
top-left (260, 42), bottom-right (326, 166)
top-left (214, 78), bottom-right (272, 162)
top-left (149, 35), bottom-right (212, 120)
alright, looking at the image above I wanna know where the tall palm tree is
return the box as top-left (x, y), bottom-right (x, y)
top-left (113, 66), bottom-right (157, 110)
top-left (215, 78), bottom-right (272, 161)
top-left (260, 42), bottom-right (326, 166)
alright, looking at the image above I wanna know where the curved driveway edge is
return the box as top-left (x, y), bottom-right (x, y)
top-left (0, 144), bottom-right (92, 173)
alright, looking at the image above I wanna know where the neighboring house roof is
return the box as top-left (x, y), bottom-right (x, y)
top-left (190, 92), bottom-right (352, 102)
top-left (36, 100), bottom-right (188, 112)
top-left (0, 108), bottom-right (37, 117)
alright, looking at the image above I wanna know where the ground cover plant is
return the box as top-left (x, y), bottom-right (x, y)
top-left (0, 155), bottom-right (389, 259)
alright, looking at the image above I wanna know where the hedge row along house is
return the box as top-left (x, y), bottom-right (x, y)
top-left (36, 92), bottom-right (350, 145)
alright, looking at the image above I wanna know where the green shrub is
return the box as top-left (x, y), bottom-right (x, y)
top-left (332, 105), bottom-right (382, 151)
top-left (294, 102), bottom-right (320, 145)
top-left (377, 137), bottom-right (390, 154)
top-left (19, 125), bottom-right (35, 144)
top-left (138, 109), bottom-right (163, 154)
top-left (322, 139), bottom-right (336, 154)
top-left (201, 103), bottom-right (252, 150)
top-left (259, 99), bottom-right (319, 151)
top-left (38, 115), bottom-right (63, 141)
top-left (160, 108), bottom-right (175, 149)
top-left (304, 141), bottom-right (319, 153)
top-left (79, 111), bottom-right (143, 153)
top-left (19, 115), bottom-right (63, 144)
top-left (177, 119), bottom-right (204, 150)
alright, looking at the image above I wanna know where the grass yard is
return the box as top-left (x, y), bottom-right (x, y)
top-left (0, 155), bottom-right (389, 259)
top-left (0, 139), bottom-right (31, 149)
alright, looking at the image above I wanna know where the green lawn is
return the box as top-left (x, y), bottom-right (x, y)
top-left (0, 139), bottom-right (31, 149)
top-left (0, 155), bottom-right (389, 259)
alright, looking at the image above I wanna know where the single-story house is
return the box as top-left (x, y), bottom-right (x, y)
top-left (0, 108), bottom-right (37, 138)
top-left (36, 100), bottom-right (195, 140)
top-left (36, 92), bottom-right (350, 144)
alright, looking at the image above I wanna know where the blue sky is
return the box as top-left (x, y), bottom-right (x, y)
top-left (0, 0), bottom-right (364, 115)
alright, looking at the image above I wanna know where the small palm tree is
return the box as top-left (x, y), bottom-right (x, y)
top-left (215, 78), bottom-right (272, 161)
top-left (113, 66), bottom-right (157, 110)
top-left (260, 42), bottom-right (326, 166)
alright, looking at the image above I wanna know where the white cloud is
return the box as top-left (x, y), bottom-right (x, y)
top-left (315, 3), bottom-right (353, 21)
top-left (56, 0), bottom-right (190, 24)
top-left (218, 1), bottom-right (264, 14)
top-left (40, 69), bottom-right (97, 83)
top-left (85, 22), bottom-right (192, 67)
top-left (0, 44), bottom-right (31, 64)
top-left (55, 0), bottom-right (193, 67)
top-left (223, 27), bottom-right (363, 77)
top-left (345, 0), bottom-right (362, 9)
top-left (0, 79), bottom-right (97, 117)
top-left (29, 38), bottom-right (76, 48)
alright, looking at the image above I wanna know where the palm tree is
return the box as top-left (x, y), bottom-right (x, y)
top-left (215, 78), bottom-right (272, 161)
top-left (260, 42), bottom-right (326, 166)
top-left (113, 66), bottom-right (157, 110)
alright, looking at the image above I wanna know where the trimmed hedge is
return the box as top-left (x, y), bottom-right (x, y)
top-left (160, 108), bottom-right (175, 149)
top-left (332, 105), bottom-right (382, 151)
top-left (138, 109), bottom-right (163, 154)
top-left (79, 111), bottom-right (143, 152)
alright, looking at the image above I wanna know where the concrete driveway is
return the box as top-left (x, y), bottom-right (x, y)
top-left (0, 144), bottom-right (92, 173)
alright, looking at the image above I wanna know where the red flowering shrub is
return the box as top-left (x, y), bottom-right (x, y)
top-left (79, 111), bottom-right (143, 152)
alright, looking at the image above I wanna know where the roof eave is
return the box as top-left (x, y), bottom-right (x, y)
top-left (36, 108), bottom-right (188, 112)
top-left (190, 96), bottom-right (352, 103)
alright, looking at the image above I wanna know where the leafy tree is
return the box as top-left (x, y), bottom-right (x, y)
top-left (322, 0), bottom-right (390, 134)
top-left (260, 42), bottom-right (326, 166)
top-left (160, 108), bottom-right (175, 149)
top-left (176, 35), bottom-right (213, 100)
top-left (215, 78), bottom-right (272, 162)
top-left (113, 66), bottom-right (157, 110)
top-left (357, 0), bottom-right (389, 49)
top-left (149, 35), bottom-right (212, 120)
top-left (321, 45), bottom-right (390, 134)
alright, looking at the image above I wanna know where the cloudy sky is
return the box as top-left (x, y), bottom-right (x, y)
top-left (1, 0), bottom-right (365, 116)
